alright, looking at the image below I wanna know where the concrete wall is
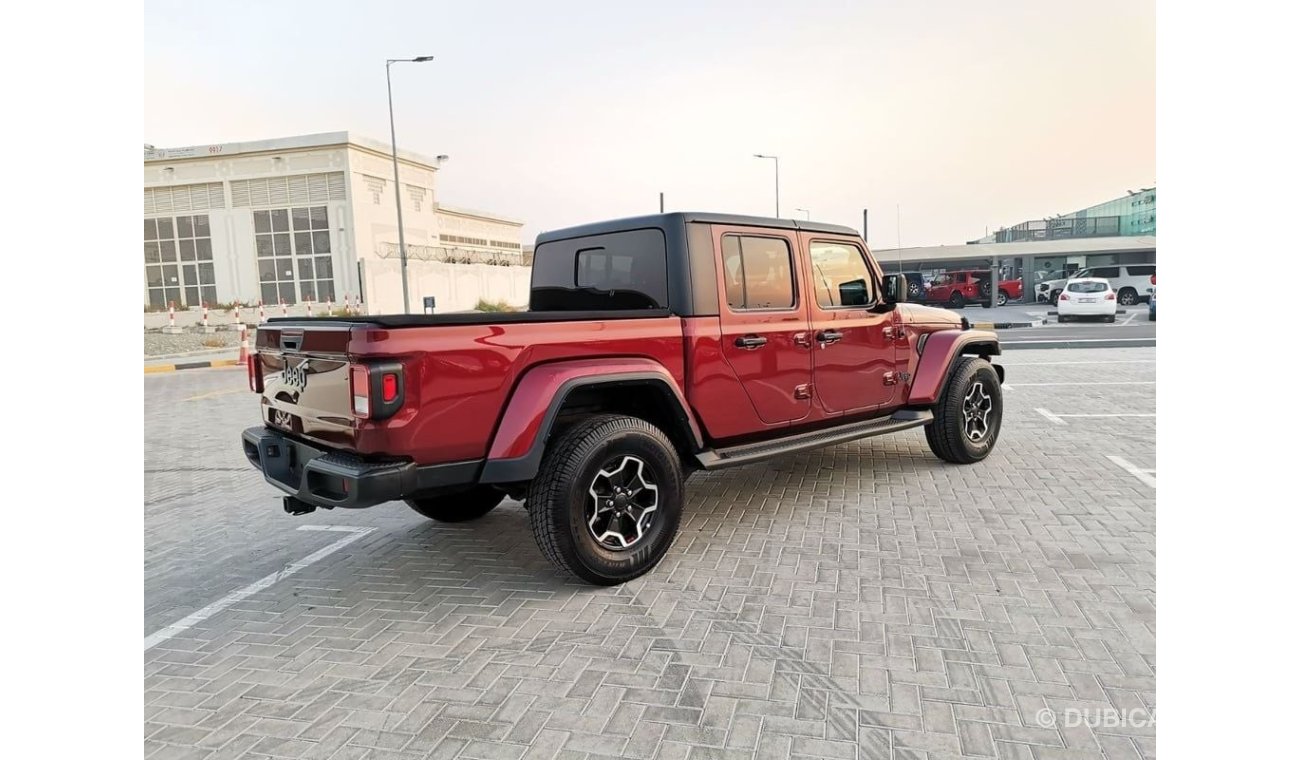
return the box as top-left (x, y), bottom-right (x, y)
top-left (360, 259), bottom-right (532, 314)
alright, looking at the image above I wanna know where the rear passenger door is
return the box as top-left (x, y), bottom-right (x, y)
top-left (801, 235), bottom-right (897, 414)
top-left (713, 226), bottom-right (813, 425)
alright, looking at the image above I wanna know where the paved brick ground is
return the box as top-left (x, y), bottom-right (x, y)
top-left (145, 348), bottom-right (1156, 759)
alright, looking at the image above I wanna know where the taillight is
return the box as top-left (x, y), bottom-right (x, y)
top-left (350, 365), bottom-right (371, 418)
top-left (247, 354), bottom-right (263, 393)
top-left (349, 362), bottom-right (405, 421)
top-left (1059, 293), bottom-right (1069, 301)
top-left (1105, 292), bottom-right (1116, 300)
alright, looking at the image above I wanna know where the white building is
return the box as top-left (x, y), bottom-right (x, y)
top-left (143, 132), bottom-right (525, 312)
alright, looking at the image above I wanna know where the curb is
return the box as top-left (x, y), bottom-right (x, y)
top-left (145, 359), bottom-right (241, 374)
top-left (1001, 338), bottom-right (1156, 350)
top-left (970, 320), bottom-right (1042, 329)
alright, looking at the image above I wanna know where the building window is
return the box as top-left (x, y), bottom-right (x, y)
top-left (408, 185), bottom-right (426, 213)
top-left (145, 214), bottom-right (216, 307)
top-left (441, 233), bottom-right (490, 247)
top-left (254, 206), bottom-right (334, 305)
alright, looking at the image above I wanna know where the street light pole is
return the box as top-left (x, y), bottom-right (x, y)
top-left (753, 154), bottom-right (780, 217)
top-left (386, 55), bottom-right (434, 314)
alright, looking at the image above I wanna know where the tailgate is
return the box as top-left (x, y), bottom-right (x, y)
top-left (256, 323), bottom-right (358, 449)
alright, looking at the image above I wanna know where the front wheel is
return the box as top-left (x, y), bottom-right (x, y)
top-left (997, 290), bottom-right (1009, 307)
top-left (527, 414), bottom-right (684, 585)
top-left (925, 357), bottom-right (1003, 464)
top-left (948, 292), bottom-right (966, 309)
top-left (1117, 288), bottom-right (1139, 306)
top-left (406, 486), bottom-right (505, 522)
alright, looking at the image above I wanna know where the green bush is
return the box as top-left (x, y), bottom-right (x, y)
top-left (474, 299), bottom-right (521, 313)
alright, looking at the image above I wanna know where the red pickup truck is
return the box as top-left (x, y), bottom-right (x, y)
top-left (243, 213), bottom-right (1004, 584)
top-left (925, 270), bottom-right (1023, 308)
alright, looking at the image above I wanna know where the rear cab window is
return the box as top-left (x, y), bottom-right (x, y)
top-left (530, 228), bottom-right (668, 311)
top-left (1067, 281), bottom-right (1108, 293)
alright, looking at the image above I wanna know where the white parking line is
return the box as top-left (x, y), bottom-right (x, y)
top-left (1121, 311), bottom-right (1138, 326)
top-left (1035, 408), bottom-right (1155, 425)
top-left (1035, 408), bottom-right (1066, 425)
top-left (1107, 455), bottom-right (1156, 488)
top-left (144, 525), bottom-right (375, 652)
top-left (1058, 413), bottom-right (1156, 418)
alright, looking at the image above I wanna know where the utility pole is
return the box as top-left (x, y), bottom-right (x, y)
top-left (385, 55), bottom-right (435, 314)
top-left (659, 192), bottom-right (664, 213)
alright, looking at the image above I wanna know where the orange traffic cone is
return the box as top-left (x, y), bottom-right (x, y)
top-left (237, 325), bottom-right (250, 366)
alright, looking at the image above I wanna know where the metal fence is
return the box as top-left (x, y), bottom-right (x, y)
top-left (374, 242), bottom-right (532, 267)
top-left (995, 216), bottom-right (1122, 243)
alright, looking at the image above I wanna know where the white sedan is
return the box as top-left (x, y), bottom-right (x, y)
top-left (1056, 278), bottom-right (1117, 322)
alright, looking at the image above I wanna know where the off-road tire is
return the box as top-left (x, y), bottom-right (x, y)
top-left (1117, 287), bottom-right (1139, 306)
top-left (925, 357), bottom-right (1003, 464)
top-left (948, 292), bottom-right (966, 309)
top-left (405, 487), bottom-right (505, 522)
top-left (526, 414), bottom-right (684, 585)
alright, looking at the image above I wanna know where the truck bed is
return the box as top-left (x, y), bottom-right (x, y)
top-left (265, 308), bottom-right (671, 328)
top-left (255, 311), bottom-right (686, 465)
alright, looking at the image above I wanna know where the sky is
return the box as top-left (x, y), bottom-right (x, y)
top-left (144, 0), bottom-right (1154, 248)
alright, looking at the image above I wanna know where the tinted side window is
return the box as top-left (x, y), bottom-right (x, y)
top-left (721, 235), bottom-right (795, 310)
top-left (809, 241), bottom-right (875, 307)
top-left (1091, 267), bottom-right (1121, 278)
top-left (531, 228), bottom-right (668, 310)
top-left (1127, 265), bottom-right (1156, 276)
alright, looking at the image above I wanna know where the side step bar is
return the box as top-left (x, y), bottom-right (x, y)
top-left (694, 409), bottom-right (933, 471)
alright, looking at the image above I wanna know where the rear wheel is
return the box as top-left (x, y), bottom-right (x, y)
top-left (1104, 315), bottom-right (1116, 323)
top-left (925, 357), bottom-right (1003, 464)
top-left (997, 289), bottom-right (1010, 307)
top-left (1050, 289), bottom-right (1062, 305)
top-left (1057, 314), bottom-right (1069, 323)
top-left (1117, 287), bottom-right (1139, 306)
top-left (405, 486), bottom-right (505, 522)
top-left (526, 414), bottom-right (684, 585)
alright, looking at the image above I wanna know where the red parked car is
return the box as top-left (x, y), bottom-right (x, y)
top-left (243, 213), bottom-right (1004, 584)
top-left (925, 270), bottom-right (1023, 308)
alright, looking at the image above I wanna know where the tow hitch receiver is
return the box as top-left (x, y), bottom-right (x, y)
top-left (283, 496), bottom-right (316, 516)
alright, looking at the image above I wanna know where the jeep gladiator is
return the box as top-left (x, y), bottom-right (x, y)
top-left (243, 212), bottom-right (1004, 584)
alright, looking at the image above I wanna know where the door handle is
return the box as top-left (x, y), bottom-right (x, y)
top-left (816, 330), bottom-right (843, 346)
top-left (734, 335), bottom-right (768, 349)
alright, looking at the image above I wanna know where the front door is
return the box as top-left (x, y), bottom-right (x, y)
top-left (713, 226), bottom-right (813, 425)
top-left (800, 235), bottom-right (897, 414)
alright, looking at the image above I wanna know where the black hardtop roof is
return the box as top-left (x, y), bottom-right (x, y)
top-left (535, 212), bottom-right (860, 245)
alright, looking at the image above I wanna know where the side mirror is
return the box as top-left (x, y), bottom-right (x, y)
top-left (882, 273), bottom-right (907, 305)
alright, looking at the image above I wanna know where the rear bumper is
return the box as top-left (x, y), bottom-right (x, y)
top-left (1058, 301), bottom-right (1117, 316)
top-left (241, 426), bottom-right (481, 509)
